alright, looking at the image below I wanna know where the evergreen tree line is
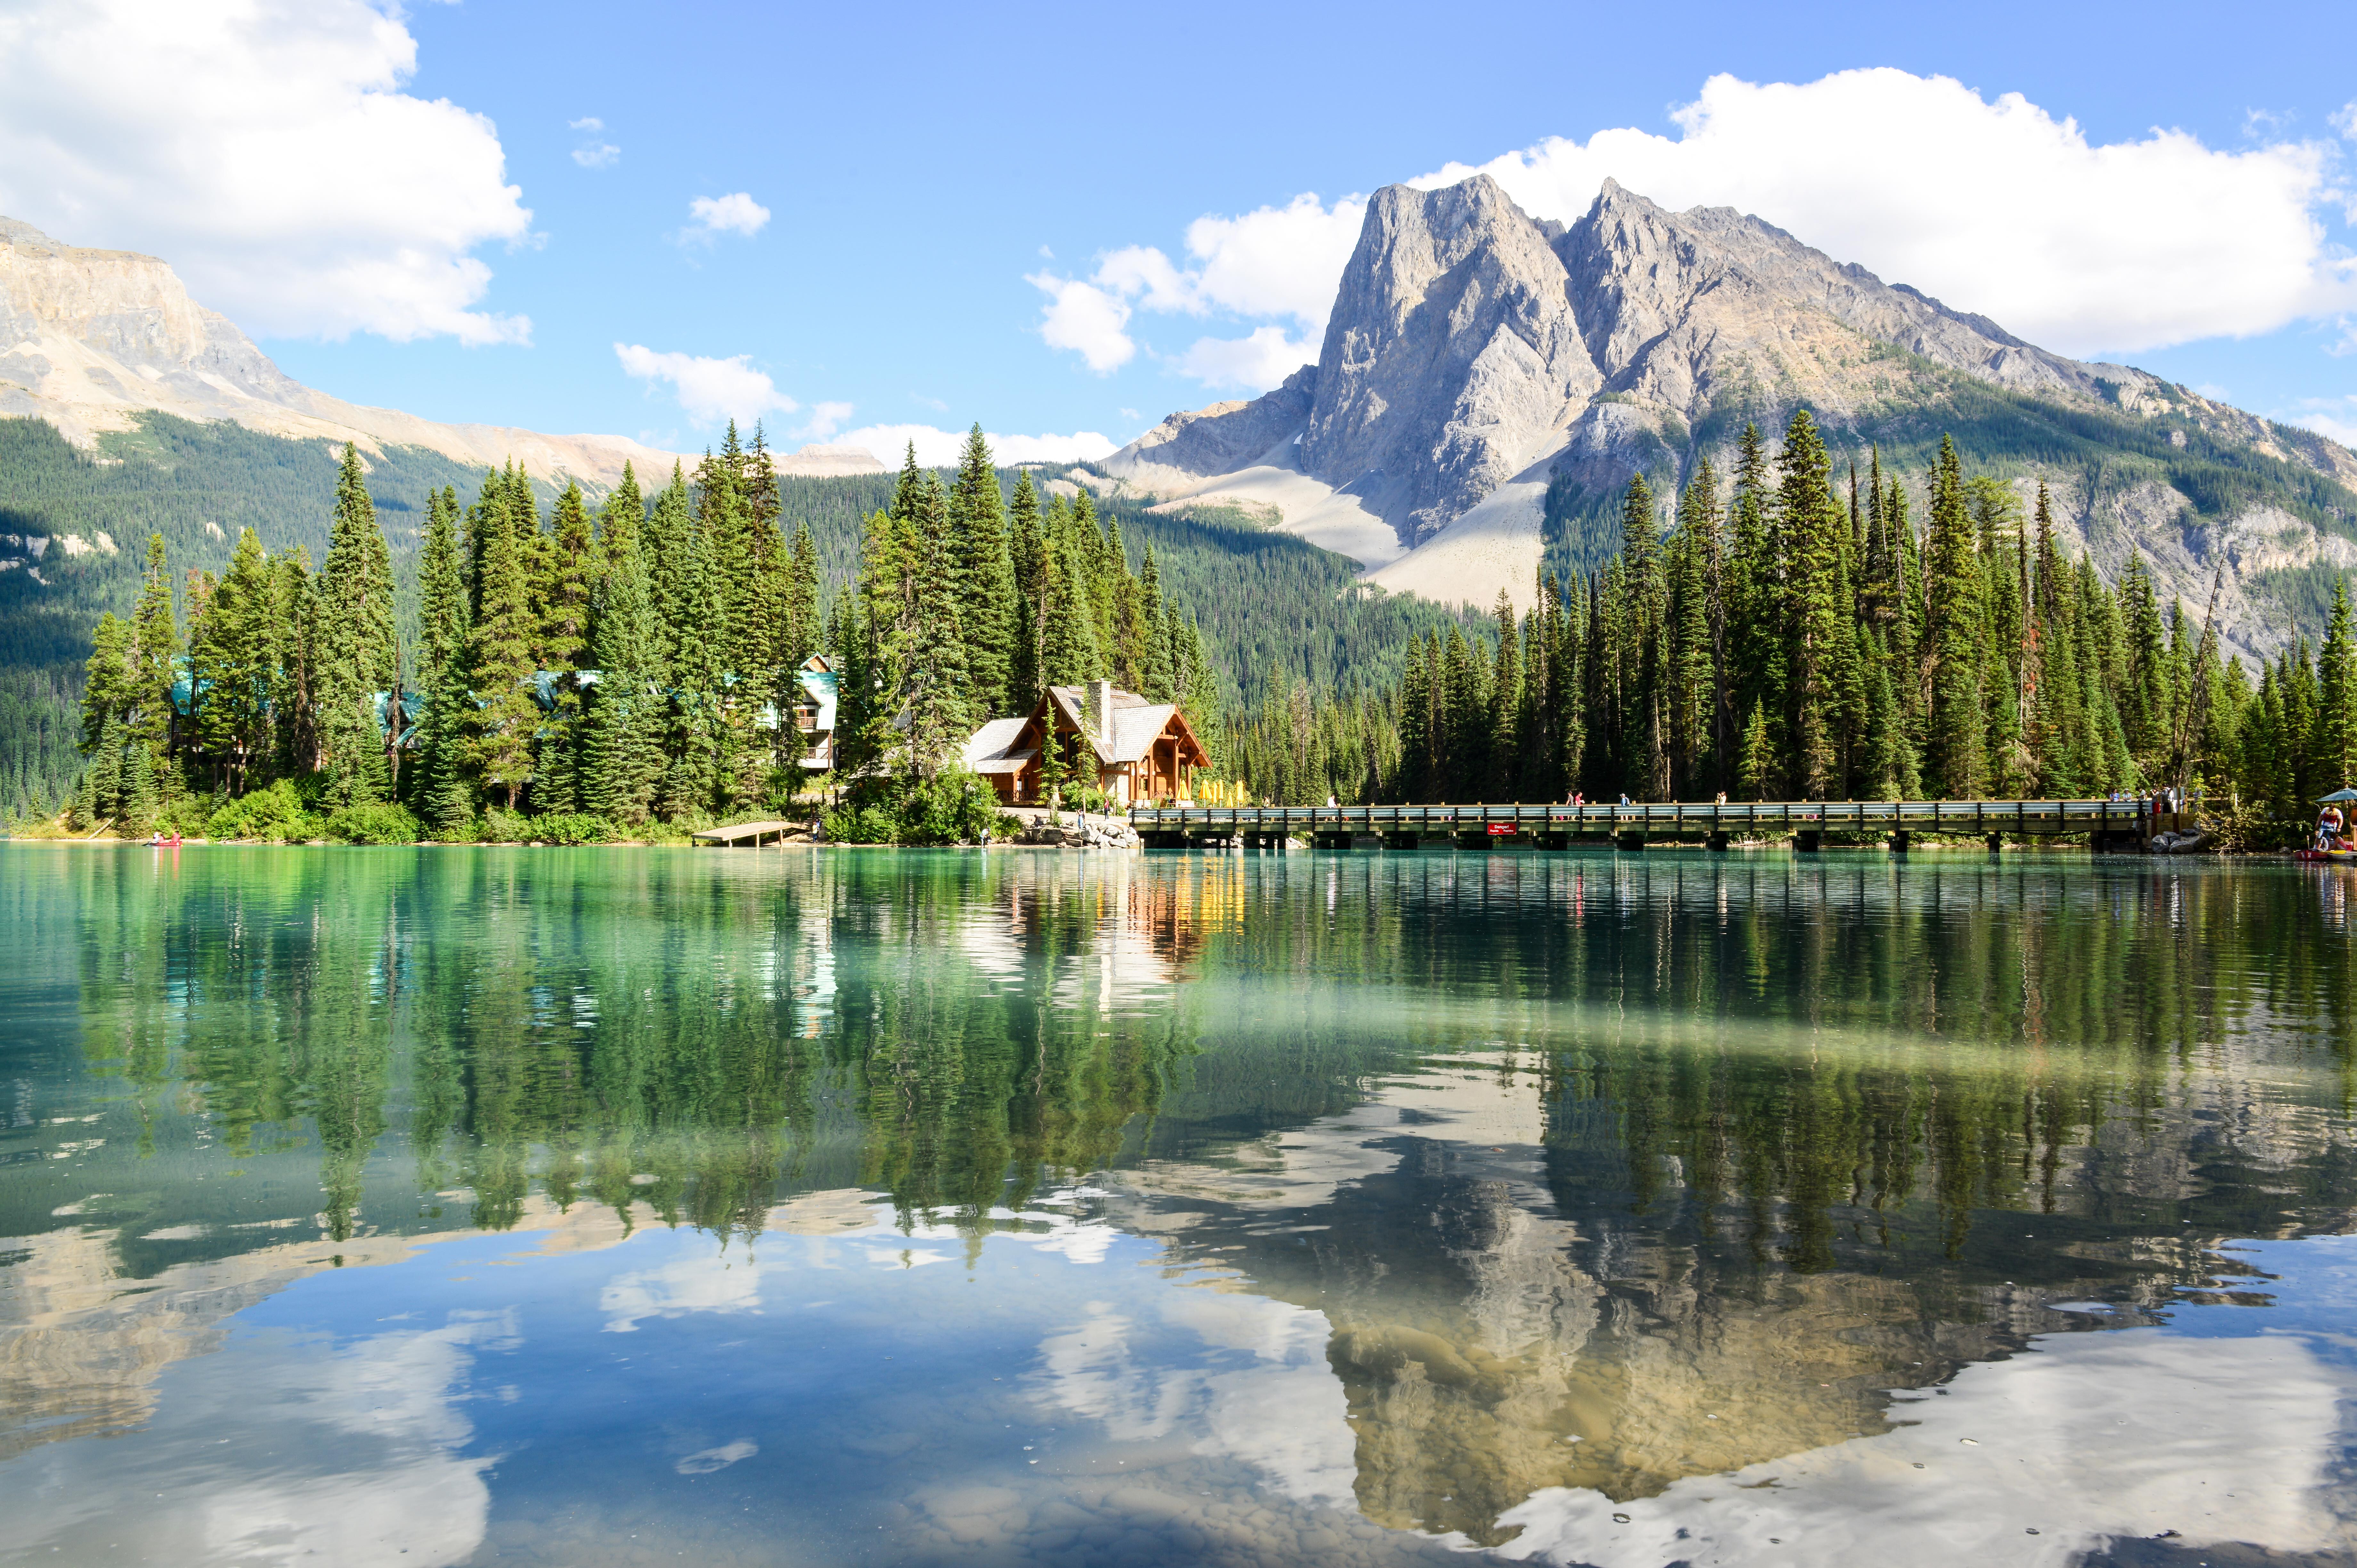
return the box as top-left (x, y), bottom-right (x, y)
top-left (0, 413), bottom-right (501, 817)
top-left (74, 429), bottom-right (829, 837)
top-left (67, 423), bottom-right (1233, 838)
top-left (828, 435), bottom-right (1222, 794)
top-left (1229, 411), bottom-right (2357, 833)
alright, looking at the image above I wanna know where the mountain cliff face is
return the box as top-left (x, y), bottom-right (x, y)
top-left (1103, 175), bottom-right (2357, 661)
top-left (0, 217), bottom-right (884, 487)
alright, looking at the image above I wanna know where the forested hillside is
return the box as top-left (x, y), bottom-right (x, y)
top-left (1231, 411), bottom-right (2357, 847)
top-left (0, 413), bottom-right (1469, 818)
top-left (1544, 356), bottom-right (2357, 623)
top-left (0, 415), bottom-right (508, 813)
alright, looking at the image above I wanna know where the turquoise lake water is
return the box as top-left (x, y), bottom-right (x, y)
top-left (2, 843), bottom-right (2354, 1566)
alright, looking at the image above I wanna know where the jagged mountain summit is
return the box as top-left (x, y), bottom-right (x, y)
top-left (0, 216), bottom-right (879, 486)
top-left (1103, 175), bottom-right (2357, 662)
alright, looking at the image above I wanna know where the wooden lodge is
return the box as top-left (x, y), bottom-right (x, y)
top-left (963, 680), bottom-right (1210, 806)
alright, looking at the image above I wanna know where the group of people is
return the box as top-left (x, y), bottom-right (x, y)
top-left (2320, 801), bottom-right (2348, 854)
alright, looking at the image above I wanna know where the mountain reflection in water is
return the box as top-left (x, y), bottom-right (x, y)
top-left (1, 845), bottom-right (2353, 1566)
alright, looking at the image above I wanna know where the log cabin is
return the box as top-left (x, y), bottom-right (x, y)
top-left (963, 680), bottom-right (1210, 806)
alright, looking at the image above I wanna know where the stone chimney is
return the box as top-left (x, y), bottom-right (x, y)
top-left (1086, 679), bottom-right (1114, 746)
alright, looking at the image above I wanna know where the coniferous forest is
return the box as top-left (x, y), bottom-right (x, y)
top-left (59, 422), bottom-right (1269, 843)
top-left (1225, 411), bottom-right (2357, 847)
top-left (25, 407), bottom-right (2357, 847)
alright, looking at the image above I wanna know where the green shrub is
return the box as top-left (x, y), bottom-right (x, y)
top-left (323, 800), bottom-right (423, 844)
top-left (824, 768), bottom-right (1005, 845)
top-left (160, 792), bottom-right (219, 838)
top-left (898, 769), bottom-right (1004, 845)
top-left (526, 812), bottom-right (616, 846)
top-left (822, 803), bottom-right (900, 844)
top-left (480, 806), bottom-right (531, 843)
top-left (204, 779), bottom-right (317, 842)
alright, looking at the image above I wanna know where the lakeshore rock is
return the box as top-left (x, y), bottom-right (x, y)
top-left (1015, 817), bottom-right (1139, 850)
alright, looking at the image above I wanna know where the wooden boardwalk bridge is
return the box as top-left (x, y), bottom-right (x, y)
top-left (1129, 799), bottom-right (2184, 852)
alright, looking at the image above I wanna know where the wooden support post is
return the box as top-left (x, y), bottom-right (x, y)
top-left (1706, 831), bottom-right (1730, 852)
top-left (1616, 831), bottom-right (1646, 852)
top-left (1794, 830), bottom-right (1822, 852)
top-left (1889, 833), bottom-right (1911, 853)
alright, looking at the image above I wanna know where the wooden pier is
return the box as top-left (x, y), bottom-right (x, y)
top-left (690, 820), bottom-right (809, 848)
top-left (1129, 799), bottom-right (2184, 852)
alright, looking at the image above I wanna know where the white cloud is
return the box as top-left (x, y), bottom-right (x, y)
top-left (837, 424), bottom-right (1118, 468)
top-left (685, 192), bottom-right (770, 242)
top-left (1421, 69), bottom-right (2351, 356)
top-left (2286, 397), bottom-right (2357, 447)
top-left (1498, 1324), bottom-right (2354, 1568)
top-left (567, 118), bottom-right (616, 168)
top-left (1177, 327), bottom-right (1319, 392)
top-left (798, 401), bottom-right (854, 441)
top-left (1178, 194), bottom-right (1366, 324)
top-left (0, 0), bottom-right (533, 345)
top-left (1052, 70), bottom-right (2357, 392)
top-left (1029, 193), bottom-right (1362, 387)
top-left (1025, 272), bottom-right (1137, 373)
top-left (615, 343), bottom-right (797, 427)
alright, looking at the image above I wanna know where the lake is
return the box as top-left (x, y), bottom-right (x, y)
top-left (3, 842), bottom-right (2354, 1567)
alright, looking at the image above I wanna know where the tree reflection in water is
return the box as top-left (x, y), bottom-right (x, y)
top-left (27, 846), bottom-right (2357, 1546)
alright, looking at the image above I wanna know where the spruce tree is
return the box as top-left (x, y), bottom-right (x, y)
top-left (127, 532), bottom-right (178, 764)
top-left (466, 470), bottom-right (539, 810)
top-left (2314, 577), bottom-right (2355, 790)
top-left (904, 475), bottom-right (973, 774)
top-left (948, 424), bottom-right (1015, 715)
top-left (413, 486), bottom-right (476, 834)
top-left (1137, 547), bottom-right (1176, 702)
top-left (581, 465), bottom-right (660, 822)
top-left (534, 480), bottom-right (595, 811)
top-left (784, 522), bottom-right (821, 673)
top-left (1921, 436), bottom-right (1986, 797)
top-left (78, 612), bottom-right (132, 758)
top-left (646, 464), bottom-right (696, 682)
top-left (663, 470), bottom-right (730, 817)
top-left (1394, 631), bottom-right (1434, 802)
top-left (316, 445), bottom-right (396, 803)
top-left (1489, 588), bottom-right (1521, 799)
top-left (192, 527), bottom-right (276, 794)
top-left (1614, 472), bottom-right (1669, 800)
top-left (1777, 410), bottom-right (1845, 799)
top-left (1726, 422), bottom-right (1785, 763)
top-left (270, 548), bottom-right (318, 776)
top-left (1737, 700), bottom-right (1773, 802)
top-left (1009, 593), bottom-right (1043, 715)
top-left (1039, 532), bottom-right (1100, 690)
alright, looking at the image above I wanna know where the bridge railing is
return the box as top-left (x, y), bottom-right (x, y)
top-left (1127, 799), bottom-right (2162, 834)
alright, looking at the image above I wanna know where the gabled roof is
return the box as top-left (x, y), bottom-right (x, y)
top-left (1042, 684), bottom-right (1192, 765)
top-left (963, 716), bottom-right (1034, 772)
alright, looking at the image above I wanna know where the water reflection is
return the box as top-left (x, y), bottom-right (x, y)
top-left (2, 845), bottom-right (2354, 1564)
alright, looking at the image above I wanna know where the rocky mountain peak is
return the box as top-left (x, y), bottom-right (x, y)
top-left (0, 215), bottom-right (707, 487)
top-left (1103, 174), bottom-right (2357, 655)
top-left (1299, 175), bottom-right (1595, 544)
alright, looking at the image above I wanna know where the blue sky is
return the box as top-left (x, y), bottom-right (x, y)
top-left (4, 1), bottom-right (2355, 463)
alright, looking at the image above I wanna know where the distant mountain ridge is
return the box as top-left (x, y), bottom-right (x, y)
top-left (1103, 175), bottom-right (2357, 663)
top-left (0, 215), bottom-right (882, 486)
